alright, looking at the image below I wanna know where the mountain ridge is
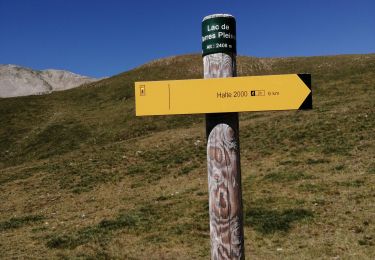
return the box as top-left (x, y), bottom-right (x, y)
top-left (0, 64), bottom-right (98, 98)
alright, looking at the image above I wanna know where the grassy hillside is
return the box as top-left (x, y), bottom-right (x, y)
top-left (0, 54), bottom-right (374, 259)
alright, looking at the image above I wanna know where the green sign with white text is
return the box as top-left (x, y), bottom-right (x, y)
top-left (202, 15), bottom-right (236, 56)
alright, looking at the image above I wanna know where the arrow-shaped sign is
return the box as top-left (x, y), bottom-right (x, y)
top-left (135, 74), bottom-right (312, 116)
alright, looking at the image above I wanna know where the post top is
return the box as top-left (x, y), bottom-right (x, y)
top-left (202, 14), bottom-right (235, 22)
top-left (202, 14), bottom-right (236, 56)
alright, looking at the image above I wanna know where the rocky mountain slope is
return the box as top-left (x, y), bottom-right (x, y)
top-left (0, 64), bottom-right (98, 98)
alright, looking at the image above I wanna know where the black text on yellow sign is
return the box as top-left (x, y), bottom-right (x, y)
top-left (135, 74), bottom-right (312, 116)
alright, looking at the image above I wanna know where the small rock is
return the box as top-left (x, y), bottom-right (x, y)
top-left (353, 226), bottom-right (364, 233)
top-left (194, 140), bottom-right (202, 146)
top-left (276, 248), bottom-right (283, 252)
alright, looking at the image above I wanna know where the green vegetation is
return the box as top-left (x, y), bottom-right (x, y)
top-left (0, 215), bottom-right (44, 231)
top-left (263, 171), bottom-right (314, 182)
top-left (0, 53), bottom-right (374, 258)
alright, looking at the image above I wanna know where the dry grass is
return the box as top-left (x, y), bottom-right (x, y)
top-left (0, 53), bottom-right (374, 259)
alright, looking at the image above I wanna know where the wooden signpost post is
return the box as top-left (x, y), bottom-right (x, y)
top-left (203, 14), bottom-right (244, 260)
top-left (134, 14), bottom-right (312, 260)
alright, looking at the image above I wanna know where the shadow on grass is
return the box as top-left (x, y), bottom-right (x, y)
top-left (46, 205), bottom-right (158, 250)
top-left (0, 215), bottom-right (44, 231)
top-left (46, 212), bottom-right (139, 249)
top-left (45, 198), bottom-right (208, 250)
top-left (244, 207), bottom-right (313, 234)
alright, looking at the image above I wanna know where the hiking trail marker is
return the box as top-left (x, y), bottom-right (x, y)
top-left (134, 14), bottom-right (312, 260)
top-left (134, 74), bottom-right (311, 116)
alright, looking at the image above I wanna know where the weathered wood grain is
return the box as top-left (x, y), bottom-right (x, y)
top-left (207, 124), bottom-right (244, 259)
top-left (203, 53), bottom-right (236, 79)
top-left (204, 52), bottom-right (244, 260)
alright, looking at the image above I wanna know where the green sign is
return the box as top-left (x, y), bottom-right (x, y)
top-left (202, 15), bottom-right (236, 56)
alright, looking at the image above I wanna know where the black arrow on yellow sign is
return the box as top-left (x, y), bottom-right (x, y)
top-left (298, 74), bottom-right (312, 110)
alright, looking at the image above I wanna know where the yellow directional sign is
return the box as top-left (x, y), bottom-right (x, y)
top-left (135, 74), bottom-right (311, 116)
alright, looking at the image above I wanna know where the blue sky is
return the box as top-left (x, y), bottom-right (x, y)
top-left (1, 0), bottom-right (374, 78)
